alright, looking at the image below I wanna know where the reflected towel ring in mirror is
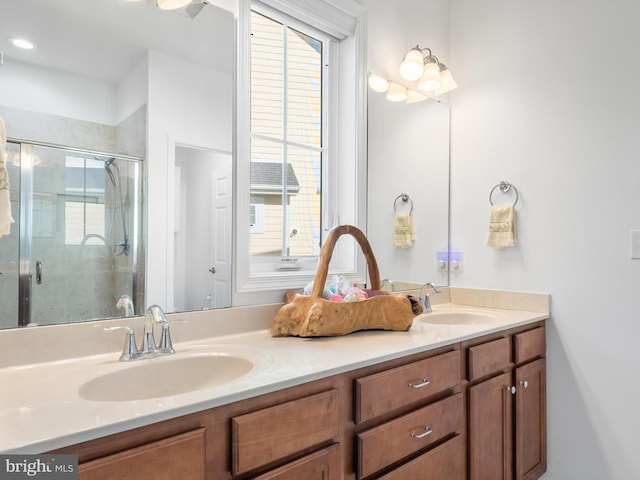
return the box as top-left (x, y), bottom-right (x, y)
top-left (489, 181), bottom-right (519, 207)
top-left (394, 193), bottom-right (414, 213)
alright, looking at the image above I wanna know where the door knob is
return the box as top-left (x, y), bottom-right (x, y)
top-left (520, 380), bottom-right (529, 389)
top-left (209, 267), bottom-right (216, 274)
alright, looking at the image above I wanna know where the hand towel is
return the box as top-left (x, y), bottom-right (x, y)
top-left (486, 204), bottom-right (516, 248)
top-left (394, 212), bottom-right (415, 248)
top-left (0, 117), bottom-right (15, 237)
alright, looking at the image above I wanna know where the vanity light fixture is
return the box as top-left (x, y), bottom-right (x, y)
top-left (368, 46), bottom-right (456, 103)
top-left (399, 45), bottom-right (457, 94)
top-left (156, 0), bottom-right (193, 10)
top-left (8, 37), bottom-right (35, 50)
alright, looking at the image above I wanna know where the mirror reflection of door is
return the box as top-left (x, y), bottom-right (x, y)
top-left (173, 146), bottom-right (232, 311)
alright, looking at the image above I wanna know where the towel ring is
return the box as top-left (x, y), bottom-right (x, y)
top-left (394, 193), bottom-right (414, 213)
top-left (489, 181), bottom-right (519, 207)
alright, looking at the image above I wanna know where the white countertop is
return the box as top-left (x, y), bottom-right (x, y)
top-left (0, 290), bottom-right (550, 454)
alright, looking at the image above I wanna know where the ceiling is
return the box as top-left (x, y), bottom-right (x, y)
top-left (0, 0), bottom-right (235, 84)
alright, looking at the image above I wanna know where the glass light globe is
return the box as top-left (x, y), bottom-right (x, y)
top-left (368, 73), bottom-right (389, 93)
top-left (399, 48), bottom-right (424, 82)
top-left (435, 67), bottom-right (458, 95)
top-left (418, 62), bottom-right (442, 91)
top-left (385, 82), bottom-right (408, 102)
top-left (157, 0), bottom-right (192, 10)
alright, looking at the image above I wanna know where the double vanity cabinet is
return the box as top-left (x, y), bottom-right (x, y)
top-left (50, 320), bottom-right (547, 480)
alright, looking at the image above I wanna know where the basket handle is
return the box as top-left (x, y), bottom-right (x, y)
top-left (311, 225), bottom-right (381, 298)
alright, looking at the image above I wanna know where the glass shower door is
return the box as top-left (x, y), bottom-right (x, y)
top-left (4, 141), bottom-right (142, 327)
top-left (28, 145), bottom-right (138, 325)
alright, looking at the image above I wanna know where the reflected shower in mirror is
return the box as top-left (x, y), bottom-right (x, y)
top-left (0, 0), bottom-right (234, 329)
top-left (0, 140), bottom-right (143, 329)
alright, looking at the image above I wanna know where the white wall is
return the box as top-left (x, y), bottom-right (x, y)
top-left (448, 0), bottom-right (640, 478)
top-left (0, 59), bottom-right (116, 125)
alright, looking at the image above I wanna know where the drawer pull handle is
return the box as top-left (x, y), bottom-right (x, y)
top-left (410, 427), bottom-right (433, 439)
top-left (408, 379), bottom-right (430, 388)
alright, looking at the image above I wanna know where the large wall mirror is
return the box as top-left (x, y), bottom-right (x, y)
top-left (0, 0), bottom-right (234, 329)
top-left (366, 91), bottom-right (450, 289)
top-left (0, 0), bottom-right (451, 330)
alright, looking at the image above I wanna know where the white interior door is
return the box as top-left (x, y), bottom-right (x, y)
top-left (173, 146), bottom-right (232, 311)
top-left (210, 157), bottom-right (232, 308)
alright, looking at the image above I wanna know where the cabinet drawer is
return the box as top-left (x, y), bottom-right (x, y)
top-left (78, 429), bottom-right (205, 480)
top-left (377, 434), bottom-right (463, 480)
top-left (515, 327), bottom-right (545, 364)
top-left (468, 337), bottom-right (510, 380)
top-left (356, 393), bottom-right (462, 479)
top-left (232, 389), bottom-right (339, 476)
top-left (253, 444), bottom-right (341, 480)
top-left (355, 350), bottom-right (460, 423)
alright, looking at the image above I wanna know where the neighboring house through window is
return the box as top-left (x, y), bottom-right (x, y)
top-left (250, 7), bottom-right (325, 264)
top-left (236, 0), bottom-right (366, 296)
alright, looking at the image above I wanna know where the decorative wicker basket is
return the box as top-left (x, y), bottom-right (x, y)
top-left (270, 225), bottom-right (423, 337)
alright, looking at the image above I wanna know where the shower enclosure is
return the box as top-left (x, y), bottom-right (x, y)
top-left (0, 139), bottom-right (144, 328)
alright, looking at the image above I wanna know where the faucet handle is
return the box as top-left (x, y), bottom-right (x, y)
top-left (157, 319), bottom-right (187, 354)
top-left (104, 326), bottom-right (140, 361)
top-left (419, 282), bottom-right (442, 312)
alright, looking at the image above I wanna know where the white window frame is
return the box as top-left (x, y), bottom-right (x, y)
top-left (234, 0), bottom-right (368, 303)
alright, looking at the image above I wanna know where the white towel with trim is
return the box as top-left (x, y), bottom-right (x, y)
top-left (0, 117), bottom-right (15, 237)
top-left (486, 204), bottom-right (516, 248)
top-left (394, 212), bottom-right (415, 248)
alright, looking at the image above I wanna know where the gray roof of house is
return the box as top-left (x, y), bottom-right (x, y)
top-left (250, 162), bottom-right (300, 194)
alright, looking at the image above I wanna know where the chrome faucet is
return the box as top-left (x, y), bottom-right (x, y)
top-left (380, 278), bottom-right (396, 292)
top-left (104, 305), bottom-right (183, 361)
top-left (419, 282), bottom-right (442, 313)
top-left (116, 294), bottom-right (135, 317)
top-left (141, 305), bottom-right (160, 355)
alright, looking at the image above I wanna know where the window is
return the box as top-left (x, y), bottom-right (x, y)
top-left (63, 157), bottom-right (106, 245)
top-left (235, 0), bottom-right (367, 297)
top-left (249, 8), bottom-right (326, 267)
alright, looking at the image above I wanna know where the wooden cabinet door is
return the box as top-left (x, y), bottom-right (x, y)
top-left (253, 444), bottom-right (340, 480)
top-left (78, 429), bottom-right (205, 480)
top-left (515, 358), bottom-right (547, 480)
top-left (232, 390), bottom-right (339, 476)
top-left (469, 372), bottom-right (513, 480)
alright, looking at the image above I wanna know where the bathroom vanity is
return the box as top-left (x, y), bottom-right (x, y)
top-left (0, 288), bottom-right (549, 480)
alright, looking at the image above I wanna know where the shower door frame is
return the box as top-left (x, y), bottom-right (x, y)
top-left (7, 137), bottom-right (143, 327)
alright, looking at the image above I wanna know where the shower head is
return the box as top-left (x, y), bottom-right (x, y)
top-left (95, 156), bottom-right (117, 167)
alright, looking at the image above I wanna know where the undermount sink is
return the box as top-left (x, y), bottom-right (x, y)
top-left (418, 310), bottom-right (499, 326)
top-left (79, 353), bottom-right (255, 402)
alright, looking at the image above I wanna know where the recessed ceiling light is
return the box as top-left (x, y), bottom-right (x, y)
top-left (8, 37), bottom-right (35, 50)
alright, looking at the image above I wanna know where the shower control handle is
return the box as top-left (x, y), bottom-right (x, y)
top-left (35, 260), bottom-right (43, 285)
